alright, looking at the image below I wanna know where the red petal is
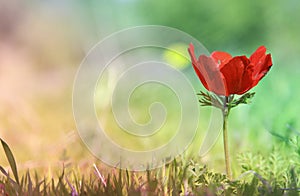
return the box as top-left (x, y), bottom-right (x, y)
top-left (220, 56), bottom-right (250, 95)
top-left (188, 43), bottom-right (198, 65)
top-left (252, 53), bottom-right (273, 87)
top-left (198, 55), bottom-right (227, 95)
top-left (188, 43), bottom-right (209, 89)
top-left (237, 64), bottom-right (254, 95)
top-left (250, 46), bottom-right (266, 65)
top-left (249, 46), bottom-right (273, 86)
top-left (211, 51), bottom-right (232, 68)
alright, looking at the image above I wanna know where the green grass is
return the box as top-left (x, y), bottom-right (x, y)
top-left (1, 137), bottom-right (300, 195)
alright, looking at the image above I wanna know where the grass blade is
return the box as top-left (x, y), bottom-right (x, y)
top-left (0, 138), bottom-right (19, 185)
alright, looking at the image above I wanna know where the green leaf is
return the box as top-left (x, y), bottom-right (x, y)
top-left (197, 91), bottom-right (223, 109)
top-left (229, 92), bottom-right (256, 109)
top-left (0, 138), bottom-right (20, 185)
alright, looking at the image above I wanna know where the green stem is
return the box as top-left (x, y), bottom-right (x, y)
top-left (222, 96), bottom-right (232, 180)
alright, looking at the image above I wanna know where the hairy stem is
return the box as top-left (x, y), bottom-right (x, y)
top-left (223, 96), bottom-right (232, 180)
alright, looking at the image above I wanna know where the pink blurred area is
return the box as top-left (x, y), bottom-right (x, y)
top-left (0, 1), bottom-right (89, 167)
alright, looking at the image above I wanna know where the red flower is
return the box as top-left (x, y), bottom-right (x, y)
top-left (188, 44), bottom-right (273, 96)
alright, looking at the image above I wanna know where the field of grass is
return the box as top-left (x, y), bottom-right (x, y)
top-left (1, 0), bottom-right (300, 195)
top-left (1, 136), bottom-right (300, 195)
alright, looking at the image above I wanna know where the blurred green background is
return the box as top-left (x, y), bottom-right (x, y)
top-left (0, 0), bottom-right (299, 174)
